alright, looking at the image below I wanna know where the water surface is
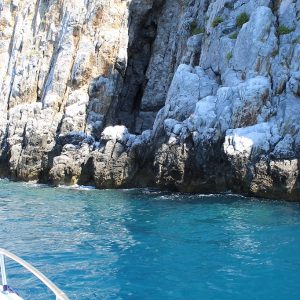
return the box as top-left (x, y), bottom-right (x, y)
top-left (0, 180), bottom-right (300, 299)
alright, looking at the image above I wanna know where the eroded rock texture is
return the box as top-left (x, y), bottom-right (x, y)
top-left (0, 0), bottom-right (300, 200)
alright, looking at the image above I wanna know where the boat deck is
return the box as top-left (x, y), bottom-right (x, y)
top-left (0, 286), bottom-right (23, 300)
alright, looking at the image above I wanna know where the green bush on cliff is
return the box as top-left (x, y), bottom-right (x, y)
top-left (236, 13), bottom-right (249, 27)
top-left (277, 25), bottom-right (295, 35)
top-left (226, 52), bottom-right (233, 61)
top-left (229, 32), bottom-right (238, 39)
top-left (190, 21), bottom-right (205, 35)
top-left (212, 16), bottom-right (224, 28)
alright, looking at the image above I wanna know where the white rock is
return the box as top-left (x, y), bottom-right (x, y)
top-left (233, 6), bottom-right (277, 75)
top-left (101, 126), bottom-right (129, 142)
top-left (224, 122), bottom-right (273, 159)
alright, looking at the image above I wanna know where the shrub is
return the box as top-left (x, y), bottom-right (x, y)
top-left (190, 20), bottom-right (205, 35)
top-left (212, 16), bottom-right (224, 28)
top-left (236, 13), bottom-right (249, 27)
top-left (277, 25), bottom-right (295, 35)
top-left (229, 32), bottom-right (238, 39)
top-left (192, 27), bottom-right (205, 35)
top-left (226, 52), bottom-right (233, 61)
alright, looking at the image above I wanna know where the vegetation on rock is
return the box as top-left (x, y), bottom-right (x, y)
top-left (212, 16), bottom-right (224, 28)
top-left (236, 13), bottom-right (249, 27)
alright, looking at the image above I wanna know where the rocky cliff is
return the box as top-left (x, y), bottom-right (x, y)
top-left (0, 0), bottom-right (300, 200)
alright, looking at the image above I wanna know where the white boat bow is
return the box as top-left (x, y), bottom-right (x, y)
top-left (0, 248), bottom-right (68, 300)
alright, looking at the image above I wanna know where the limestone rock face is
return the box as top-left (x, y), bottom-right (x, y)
top-left (1, 0), bottom-right (300, 200)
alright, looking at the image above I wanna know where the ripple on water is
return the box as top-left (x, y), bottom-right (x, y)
top-left (0, 180), bottom-right (300, 300)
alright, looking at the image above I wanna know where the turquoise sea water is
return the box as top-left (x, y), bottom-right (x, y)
top-left (0, 180), bottom-right (300, 300)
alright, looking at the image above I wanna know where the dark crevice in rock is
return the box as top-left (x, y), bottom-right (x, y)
top-left (0, 141), bottom-right (10, 178)
top-left (132, 84), bottom-right (145, 115)
top-left (31, 0), bottom-right (42, 35)
top-left (78, 157), bottom-right (95, 186)
top-left (272, 0), bottom-right (282, 13)
top-left (111, 0), bottom-right (165, 134)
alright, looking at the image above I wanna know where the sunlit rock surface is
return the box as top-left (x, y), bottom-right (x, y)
top-left (0, 0), bottom-right (300, 200)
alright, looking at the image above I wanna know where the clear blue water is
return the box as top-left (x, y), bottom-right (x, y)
top-left (0, 180), bottom-right (300, 300)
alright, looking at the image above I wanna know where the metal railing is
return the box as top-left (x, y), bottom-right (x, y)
top-left (0, 248), bottom-right (69, 300)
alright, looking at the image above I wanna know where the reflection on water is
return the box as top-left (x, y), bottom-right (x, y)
top-left (0, 180), bottom-right (300, 300)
